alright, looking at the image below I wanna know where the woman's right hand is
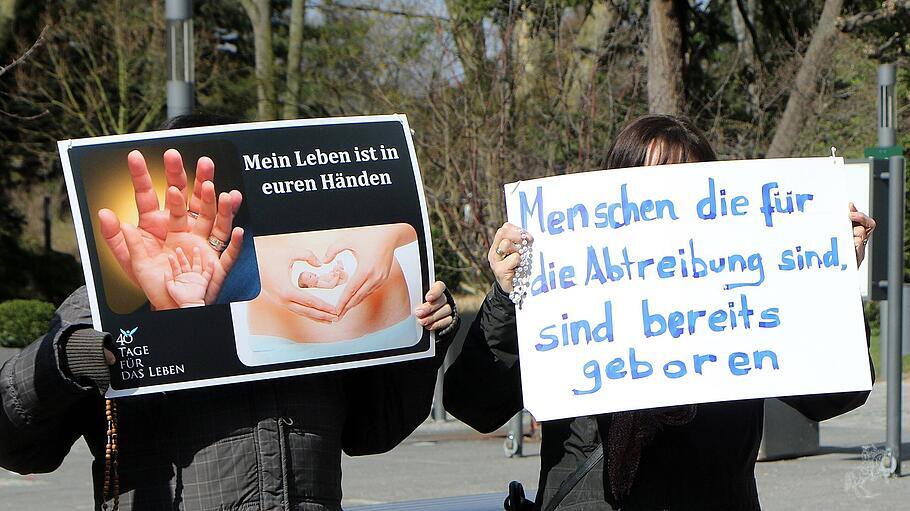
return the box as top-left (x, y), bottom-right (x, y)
top-left (488, 223), bottom-right (533, 293)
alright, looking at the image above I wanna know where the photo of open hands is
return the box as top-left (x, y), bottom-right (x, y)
top-left (97, 149), bottom-right (244, 310)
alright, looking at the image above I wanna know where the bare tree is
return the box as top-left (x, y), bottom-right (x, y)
top-left (420, 2), bottom-right (641, 291)
top-left (731, 0), bottom-right (761, 115)
top-left (241, 0), bottom-right (309, 120)
top-left (13, 2), bottom-right (165, 139)
top-left (283, 0), bottom-right (305, 119)
top-left (647, 0), bottom-right (685, 115)
top-left (766, 0), bottom-right (844, 157)
top-left (444, 0), bottom-right (490, 97)
top-left (563, 1), bottom-right (618, 114)
top-left (240, 0), bottom-right (277, 120)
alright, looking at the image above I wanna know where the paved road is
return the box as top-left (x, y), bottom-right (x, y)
top-left (341, 385), bottom-right (910, 510)
top-left (1, 347), bottom-right (908, 511)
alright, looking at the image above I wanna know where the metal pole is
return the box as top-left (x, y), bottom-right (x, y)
top-left (505, 411), bottom-right (524, 458)
top-left (878, 64), bottom-right (897, 147)
top-left (166, 0), bottom-right (194, 119)
top-left (43, 196), bottom-right (51, 253)
top-left (880, 301), bottom-right (888, 373)
top-left (432, 367), bottom-right (446, 421)
top-left (884, 154), bottom-right (904, 476)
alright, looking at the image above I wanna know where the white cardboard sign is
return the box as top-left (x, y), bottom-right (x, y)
top-left (504, 157), bottom-right (871, 421)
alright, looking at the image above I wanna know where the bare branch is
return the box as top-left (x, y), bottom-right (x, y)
top-left (734, 0), bottom-right (762, 63)
top-left (0, 25), bottom-right (47, 77)
top-left (312, 2), bottom-right (448, 21)
top-left (0, 108), bottom-right (49, 121)
top-left (865, 32), bottom-right (906, 59)
top-left (837, 1), bottom-right (910, 33)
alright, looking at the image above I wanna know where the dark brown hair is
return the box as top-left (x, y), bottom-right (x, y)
top-left (605, 114), bottom-right (717, 169)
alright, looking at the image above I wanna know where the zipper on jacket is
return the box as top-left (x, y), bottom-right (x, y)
top-left (277, 417), bottom-right (294, 511)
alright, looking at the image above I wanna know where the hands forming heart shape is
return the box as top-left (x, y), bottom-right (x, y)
top-left (252, 224), bottom-right (455, 332)
top-left (289, 251), bottom-right (357, 317)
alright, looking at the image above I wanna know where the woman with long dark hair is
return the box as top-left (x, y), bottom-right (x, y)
top-left (444, 114), bottom-right (876, 510)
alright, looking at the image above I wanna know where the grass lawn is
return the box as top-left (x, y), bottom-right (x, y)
top-left (867, 322), bottom-right (910, 380)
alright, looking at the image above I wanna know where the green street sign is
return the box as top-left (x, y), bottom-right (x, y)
top-left (863, 146), bottom-right (904, 159)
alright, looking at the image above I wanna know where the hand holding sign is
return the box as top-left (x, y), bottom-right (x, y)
top-left (415, 281), bottom-right (455, 331)
top-left (489, 222), bottom-right (534, 293)
top-left (849, 202), bottom-right (876, 266)
top-left (98, 149), bottom-right (244, 309)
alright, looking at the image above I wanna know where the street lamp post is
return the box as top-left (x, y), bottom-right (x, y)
top-left (872, 63), bottom-right (904, 476)
top-left (166, 0), bottom-right (194, 119)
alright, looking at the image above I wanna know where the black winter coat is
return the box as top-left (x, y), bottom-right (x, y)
top-left (0, 287), bottom-right (458, 510)
top-left (444, 285), bottom-right (871, 511)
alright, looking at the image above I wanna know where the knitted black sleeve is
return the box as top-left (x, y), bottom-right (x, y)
top-left (61, 328), bottom-right (112, 395)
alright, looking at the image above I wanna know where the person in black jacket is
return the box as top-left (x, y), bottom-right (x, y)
top-left (1, 284), bottom-right (458, 511)
top-left (0, 114), bottom-right (461, 511)
top-left (444, 114), bottom-right (877, 511)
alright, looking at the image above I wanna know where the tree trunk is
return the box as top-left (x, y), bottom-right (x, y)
top-left (513, 8), bottom-right (546, 103)
top-left (766, 0), bottom-right (844, 157)
top-left (731, 0), bottom-right (760, 115)
top-left (240, 0), bottom-right (277, 120)
top-left (563, 1), bottom-right (618, 114)
top-left (445, 0), bottom-right (489, 96)
top-left (0, 0), bottom-right (19, 53)
top-left (647, 0), bottom-right (685, 115)
top-left (283, 0), bottom-right (305, 120)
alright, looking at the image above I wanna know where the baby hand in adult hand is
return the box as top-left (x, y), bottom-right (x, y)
top-left (164, 247), bottom-right (214, 308)
top-left (849, 203), bottom-right (876, 266)
top-left (415, 281), bottom-right (454, 331)
top-left (98, 149), bottom-right (244, 308)
top-left (488, 222), bottom-right (533, 293)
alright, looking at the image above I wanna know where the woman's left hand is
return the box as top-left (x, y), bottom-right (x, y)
top-left (415, 281), bottom-right (454, 332)
top-left (849, 202), bottom-right (876, 266)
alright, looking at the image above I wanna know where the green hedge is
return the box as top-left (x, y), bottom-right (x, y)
top-left (0, 299), bottom-right (55, 348)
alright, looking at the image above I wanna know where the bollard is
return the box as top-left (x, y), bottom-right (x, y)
top-left (504, 410), bottom-right (524, 458)
top-left (758, 399), bottom-right (819, 461)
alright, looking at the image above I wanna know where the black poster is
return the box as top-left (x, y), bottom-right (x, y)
top-left (59, 115), bottom-right (434, 396)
